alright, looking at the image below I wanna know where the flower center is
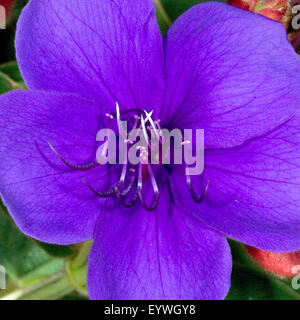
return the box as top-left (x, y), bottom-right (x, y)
top-left (47, 103), bottom-right (209, 211)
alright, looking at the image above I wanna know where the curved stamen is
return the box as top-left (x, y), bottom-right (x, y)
top-left (119, 168), bottom-right (136, 196)
top-left (81, 177), bottom-right (120, 198)
top-left (50, 103), bottom-right (209, 211)
top-left (115, 186), bottom-right (139, 208)
top-left (137, 163), bottom-right (159, 211)
top-left (81, 163), bottom-right (128, 199)
top-left (47, 141), bottom-right (99, 171)
top-left (186, 173), bottom-right (209, 203)
top-left (114, 168), bottom-right (139, 207)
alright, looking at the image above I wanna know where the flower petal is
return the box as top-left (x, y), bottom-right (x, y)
top-left (162, 2), bottom-right (300, 148)
top-left (172, 115), bottom-right (300, 252)
top-left (87, 188), bottom-right (232, 300)
top-left (0, 90), bottom-right (114, 244)
top-left (16, 0), bottom-right (164, 111)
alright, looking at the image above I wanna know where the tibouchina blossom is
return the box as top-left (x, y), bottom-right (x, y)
top-left (1, 0), bottom-right (300, 300)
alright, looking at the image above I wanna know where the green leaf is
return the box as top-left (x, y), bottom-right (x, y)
top-left (6, 0), bottom-right (29, 25)
top-left (155, 0), bottom-right (226, 34)
top-left (0, 72), bottom-right (14, 94)
top-left (36, 242), bottom-right (75, 258)
top-left (65, 241), bottom-right (92, 297)
top-left (0, 62), bottom-right (25, 93)
top-left (61, 293), bottom-right (89, 300)
top-left (11, 0), bottom-right (29, 19)
top-left (0, 203), bottom-right (63, 285)
top-left (161, 0), bottom-right (211, 21)
top-left (0, 61), bottom-right (25, 89)
top-left (227, 264), bottom-right (300, 300)
top-left (227, 240), bottom-right (300, 300)
top-left (0, 62), bottom-right (23, 82)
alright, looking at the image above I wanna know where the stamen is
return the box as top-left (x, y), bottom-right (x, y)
top-left (112, 108), bottom-right (143, 117)
top-left (132, 115), bottom-right (140, 130)
top-left (186, 173), bottom-right (209, 203)
top-left (119, 168), bottom-right (136, 196)
top-left (115, 186), bottom-right (139, 208)
top-left (50, 103), bottom-right (208, 211)
top-left (105, 113), bottom-right (114, 120)
top-left (82, 162), bottom-right (128, 200)
top-left (115, 168), bottom-right (139, 208)
top-left (137, 163), bottom-right (159, 211)
top-left (143, 110), bottom-right (154, 131)
top-left (116, 102), bottom-right (128, 139)
top-left (144, 110), bottom-right (161, 141)
top-left (141, 115), bottom-right (149, 145)
top-left (132, 113), bottom-right (150, 142)
top-left (155, 120), bottom-right (163, 136)
top-left (116, 101), bottom-right (121, 123)
top-left (144, 109), bottom-right (153, 120)
top-left (47, 141), bottom-right (99, 171)
top-left (96, 140), bottom-right (110, 164)
top-left (119, 163), bottom-right (128, 185)
top-left (81, 177), bottom-right (118, 198)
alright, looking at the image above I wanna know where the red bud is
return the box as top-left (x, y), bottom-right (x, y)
top-left (246, 246), bottom-right (300, 277)
top-left (228, 0), bottom-right (290, 28)
top-left (0, 0), bottom-right (14, 18)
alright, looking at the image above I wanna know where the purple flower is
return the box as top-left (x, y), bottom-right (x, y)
top-left (0, 0), bottom-right (300, 300)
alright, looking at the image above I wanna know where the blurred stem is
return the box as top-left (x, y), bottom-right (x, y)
top-left (70, 241), bottom-right (92, 270)
top-left (65, 241), bottom-right (92, 297)
top-left (0, 71), bottom-right (24, 90)
top-left (0, 271), bottom-right (73, 300)
top-left (0, 241), bottom-right (92, 300)
top-left (154, 0), bottom-right (172, 27)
